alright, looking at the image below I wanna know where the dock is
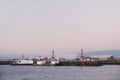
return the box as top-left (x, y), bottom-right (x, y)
top-left (0, 60), bottom-right (11, 65)
top-left (58, 60), bottom-right (103, 66)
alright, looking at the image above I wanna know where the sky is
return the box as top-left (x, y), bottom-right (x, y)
top-left (0, 0), bottom-right (120, 56)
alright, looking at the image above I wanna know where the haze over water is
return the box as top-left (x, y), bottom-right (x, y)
top-left (0, 0), bottom-right (120, 56)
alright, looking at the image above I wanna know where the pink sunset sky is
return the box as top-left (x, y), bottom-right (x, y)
top-left (0, 0), bottom-right (120, 56)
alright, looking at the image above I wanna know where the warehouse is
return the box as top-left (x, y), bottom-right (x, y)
top-left (90, 55), bottom-right (114, 60)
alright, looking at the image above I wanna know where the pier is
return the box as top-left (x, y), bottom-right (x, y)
top-left (101, 60), bottom-right (120, 65)
top-left (58, 60), bottom-right (103, 66)
top-left (0, 60), bottom-right (11, 65)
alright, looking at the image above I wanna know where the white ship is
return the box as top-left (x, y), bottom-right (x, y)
top-left (48, 50), bottom-right (60, 65)
top-left (50, 59), bottom-right (59, 65)
top-left (11, 59), bottom-right (33, 65)
top-left (11, 54), bottom-right (33, 65)
top-left (35, 56), bottom-right (47, 65)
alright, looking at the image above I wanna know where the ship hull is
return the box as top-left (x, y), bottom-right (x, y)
top-left (11, 59), bottom-right (33, 66)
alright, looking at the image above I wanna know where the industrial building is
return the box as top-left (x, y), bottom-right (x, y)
top-left (90, 55), bottom-right (114, 60)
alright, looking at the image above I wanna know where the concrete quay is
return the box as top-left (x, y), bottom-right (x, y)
top-left (58, 60), bottom-right (103, 66)
top-left (0, 59), bottom-right (120, 66)
top-left (0, 60), bottom-right (11, 65)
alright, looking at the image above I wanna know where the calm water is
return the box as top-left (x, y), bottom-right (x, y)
top-left (0, 65), bottom-right (120, 80)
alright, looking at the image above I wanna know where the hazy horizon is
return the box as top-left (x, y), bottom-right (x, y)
top-left (0, 0), bottom-right (120, 56)
top-left (0, 49), bottom-right (120, 59)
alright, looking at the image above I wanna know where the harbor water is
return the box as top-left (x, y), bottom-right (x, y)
top-left (0, 65), bottom-right (120, 80)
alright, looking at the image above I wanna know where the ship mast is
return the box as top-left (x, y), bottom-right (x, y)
top-left (22, 53), bottom-right (24, 59)
top-left (52, 50), bottom-right (54, 58)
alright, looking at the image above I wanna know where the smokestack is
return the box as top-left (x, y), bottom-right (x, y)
top-left (81, 49), bottom-right (83, 57)
top-left (52, 50), bottom-right (54, 58)
top-left (22, 53), bottom-right (24, 59)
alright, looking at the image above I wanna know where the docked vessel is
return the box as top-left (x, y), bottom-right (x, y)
top-left (33, 52), bottom-right (60, 66)
top-left (34, 56), bottom-right (47, 66)
top-left (49, 59), bottom-right (59, 65)
top-left (48, 50), bottom-right (60, 65)
top-left (11, 54), bottom-right (33, 65)
top-left (11, 59), bottom-right (33, 65)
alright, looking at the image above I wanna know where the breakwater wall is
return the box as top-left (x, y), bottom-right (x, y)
top-left (58, 61), bottom-right (103, 66)
top-left (0, 60), bottom-right (11, 65)
top-left (101, 60), bottom-right (120, 65)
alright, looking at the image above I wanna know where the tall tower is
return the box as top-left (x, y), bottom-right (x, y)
top-left (52, 50), bottom-right (54, 58)
top-left (81, 49), bottom-right (83, 57)
top-left (22, 53), bottom-right (24, 59)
